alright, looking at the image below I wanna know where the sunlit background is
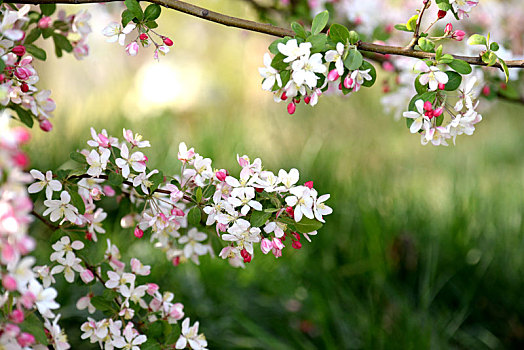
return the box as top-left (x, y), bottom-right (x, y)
top-left (26, 1), bottom-right (524, 348)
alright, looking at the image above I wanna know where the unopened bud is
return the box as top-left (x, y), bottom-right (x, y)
top-left (134, 226), bottom-right (144, 238)
top-left (438, 83), bottom-right (446, 90)
top-left (163, 37), bottom-right (174, 46)
top-left (327, 69), bottom-right (340, 81)
top-left (444, 23), bottom-right (453, 34)
top-left (39, 118), bottom-right (53, 132)
top-left (287, 102), bottom-right (296, 115)
top-left (12, 45), bottom-right (26, 56)
top-left (423, 101), bottom-right (433, 111)
top-left (139, 33), bottom-right (148, 40)
top-left (304, 95), bottom-right (311, 104)
top-left (437, 10), bottom-right (447, 19)
top-left (20, 83), bottom-right (29, 93)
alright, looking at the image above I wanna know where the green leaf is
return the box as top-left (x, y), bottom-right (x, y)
top-left (40, 3), bottom-right (56, 16)
top-left (444, 71), bottom-right (462, 91)
top-left (291, 22), bottom-right (307, 39)
top-left (91, 296), bottom-right (115, 313)
top-left (149, 171), bottom-right (164, 191)
top-left (70, 190), bottom-right (85, 214)
top-left (70, 151), bottom-right (87, 164)
top-left (435, 45), bottom-right (443, 61)
top-left (408, 91), bottom-right (437, 112)
top-left (0, 59), bottom-right (5, 73)
top-left (280, 69), bottom-right (291, 87)
top-left (406, 14), bottom-right (418, 31)
top-left (448, 59), bottom-right (472, 74)
top-left (418, 37), bottom-right (435, 52)
top-left (250, 210), bottom-right (272, 228)
top-left (394, 24), bottom-right (412, 32)
top-left (311, 10), bottom-right (329, 35)
top-left (498, 57), bottom-right (509, 83)
top-left (270, 53), bottom-right (288, 70)
top-left (147, 322), bottom-right (163, 339)
top-left (484, 51), bottom-right (498, 66)
top-left (348, 30), bottom-right (360, 45)
top-left (268, 37), bottom-right (289, 55)
top-left (20, 313), bottom-right (48, 345)
top-left (343, 49), bottom-right (363, 70)
top-left (108, 172), bottom-right (123, 187)
top-left (146, 20), bottom-right (158, 29)
top-left (26, 44), bottom-right (47, 61)
top-left (328, 23), bottom-right (350, 44)
top-left (12, 105), bottom-right (34, 128)
top-left (41, 28), bottom-right (54, 39)
top-left (121, 9), bottom-right (135, 27)
top-left (294, 217), bottom-right (323, 233)
top-left (202, 185), bottom-right (216, 199)
top-left (414, 75), bottom-right (427, 95)
top-left (53, 20), bottom-right (70, 32)
top-left (188, 207), bottom-right (201, 226)
top-left (437, 2), bottom-right (451, 11)
top-left (439, 54), bottom-right (454, 64)
top-left (436, 113), bottom-right (444, 126)
top-left (195, 187), bottom-right (203, 203)
top-left (144, 4), bottom-right (161, 21)
top-left (361, 61), bottom-right (377, 88)
top-left (124, 0), bottom-right (143, 20)
top-left (306, 34), bottom-right (327, 54)
top-left (490, 42), bottom-right (499, 51)
top-left (56, 169), bottom-right (71, 181)
top-left (467, 34), bottom-right (487, 46)
top-left (52, 33), bottom-right (73, 53)
top-left (141, 340), bottom-right (162, 350)
top-left (24, 28), bottom-right (42, 45)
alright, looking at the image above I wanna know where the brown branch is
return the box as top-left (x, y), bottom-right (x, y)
top-left (406, 1), bottom-right (430, 49)
top-left (14, 0), bottom-right (524, 70)
top-left (31, 209), bottom-right (60, 231)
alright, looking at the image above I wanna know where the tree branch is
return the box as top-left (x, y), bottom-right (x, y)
top-left (31, 209), bottom-right (60, 230)
top-left (14, 0), bottom-right (524, 70)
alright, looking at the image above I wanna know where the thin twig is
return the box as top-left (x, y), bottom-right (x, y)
top-left (406, 1), bottom-right (431, 49)
top-left (31, 209), bottom-right (59, 230)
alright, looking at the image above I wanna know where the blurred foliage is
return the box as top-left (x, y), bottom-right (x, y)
top-left (24, 1), bottom-right (524, 349)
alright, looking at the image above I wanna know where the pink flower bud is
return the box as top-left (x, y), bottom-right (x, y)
top-left (10, 309), bottom-right (24, 324)
top-left (343, 75), bottom-right (353, 89)
top-left (243, 254), bottom-right (252, 263)
top-left (171, 207), bottom-right (185, 216)
top-left (163, 37), bottom-right (174, 46)
top-left (90, 187), bottom-right (102, 200)
top-left (261, 238), bottom-right (273, 254)
top-left (38, 16), bottom-right (52, 28)
top-left (292, 232), bottom-right (301, 241)
top-left (125, 42), bottom-right (139, 56)
top-left (14, 67), bottom-right (32, 81)
top-left (304, 95), bottom-right (311, 104)
top-left (120, 214), bottom-right (135, 228)
top-left (292, 240), bottom-right (302, 249)
top-left (438, 83), bottom-right (446, 90)
top-left (12, 45), bottom-right (26, 56)
top-left (80, 269), bottom-right (94, 284)
top-left (20, 292), bottom-right (35, 309)
top-left (423, 101), bottom-right (433, 111)
top-left (217, 223), bottom-right (228, 233)
top-left (215, 170), bottom-right (227, 181)
top-left (273, 237), bottom-right (285, 250)
top-left (327, 69), bottom-right (340, 81)
top-left (482, 85), bottom-right (491, 96)
top-left (445, 23), bottom-right (453, 34)
top-left (433, 107), bottom-right (443, 117)
top-left (12, 152), bottom-right (29, 168)
top-left (146, 283), bottom-right (159, 295)
top-left (139, 33), bottom-right (148, 40)
top-left (2, 275), bottom-right (16, 292)
top-left (103, 185), bottom-right (116, 196)
top-left (382, 61), bottom-right (395, 72)
top-left (4, 324), bottom-right (20, 337)
top-left (272, 247), bottom-right (282, 258)
top-left (20, 83), bottom-right (29, 93)
top-left (17, 332), bottom-right (35, 347)
top-left (304, 181), bottom-right (313, 189)
top-left (12, 127), bottom-right (31, 144)
top-left (285, 206), bottom-right (294, 218)
top-left (287, 102), bottom-right (296, 115)
top-left (438, 10), bottom-right (447, 19)
top-left (39, 118), bottom-right (53, 132)
top-left (452, 30), bottom-right (465, 41)
top-left (281, 92), bottom-right (288, 100)
top-left (240, 248), bottom-right (249, 258)
top-left (134, 226), bottom-right (144, 238)
top-left (172, 256), bottom-right (180, 266)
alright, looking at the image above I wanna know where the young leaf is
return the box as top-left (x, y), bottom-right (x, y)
top-left (144, 4), bottom-right (161, 21)
top-left (121, 9), bottom-right (135, 27)
top-left (406, 14), bottom-right (419, 31)
top-left (188, 207), bottom-right (201, 226)
top-left (360, 61), bottom-right (377, 88)
top-left (26, 44), bottom-right (47, 61)
top-left (195, 187), bottom-right (203, 203)
top-left (20, 313), bottom-right (48, 345)
top-left (444, 71), bottom-right (462, 91)
top-left (40, 3), bottom-right (56, 16)
top-left (343, 49), bottom-right (363, 71)
top-left (13, 105), bottom-right (34, 128)
top-left (124, 0), bottom-right (143, 20)
top-left (294, 217), bottom-right (323, 234)
top-left (291, 22), bottom-right (307, 39)
top-left (490, 42), bottom-right (500, 52)
top-left (52, 33), bottom-right (73, 53)
top-left (270, 53), bottom-right (288, 70)
top-left (348, 30), bottom-right (359, 45)
top-left (448, 59), bottom-right (472, 74)
top-left (467, 34), bottom-right (487, 46)
top-left (24, 28), bottom-right (42, 45)
top-left (70, 190), bottom-right (86, 214)
top-left (250, 210), bottom-right (272, 228)
top-left (418, 37), bottom-right (435, 52)
top-left (328, 23), bottom-right (350, 43)
top-left (394, 24), bottom-right (412, 32)
top-left (307, 33), bottom-right (327, 53)
top-left (311, 10), bottom-right (329, 35)
top-left (70, 151), bottom-right (87, 164)
top-left (498, 57), bottom-right (510, 83)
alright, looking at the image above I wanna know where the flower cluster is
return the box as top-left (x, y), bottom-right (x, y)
top-left (0, 4), bottom-right (92, 131)
top-left (0, 111), bottom-right (70, 349)
top-left (28, 127), bottom-right (332, 270)
top-left (103, 0), bottom-right (173, 60)
top-left (260, 12), bottom-right (376, 114)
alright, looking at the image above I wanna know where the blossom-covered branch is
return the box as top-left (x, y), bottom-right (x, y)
top-left (12, 0), bottom-right (524, 69)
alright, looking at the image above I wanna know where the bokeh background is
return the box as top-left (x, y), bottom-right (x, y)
top-left (27, 1), bottom-right (524, 348)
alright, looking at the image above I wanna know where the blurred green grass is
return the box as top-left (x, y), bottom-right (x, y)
top-left (25, 2), bottom-right (524, 349)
